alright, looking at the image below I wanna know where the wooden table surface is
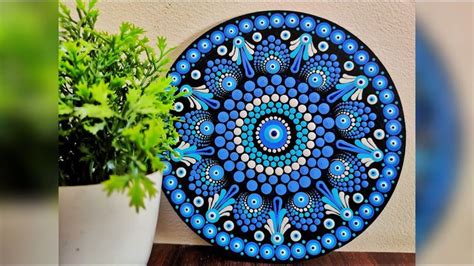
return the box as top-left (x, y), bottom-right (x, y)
top-left (148, 244), bottom-right (415, 265)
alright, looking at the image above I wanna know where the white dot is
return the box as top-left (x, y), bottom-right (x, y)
top-left (280, 30), bottom-right (291, 40)
top-left (233, 128), bottom-right (242, 136)
top-left (291, 163), bottom-right (300, 171)
top-left (247, 160), bottom-right (256, 168)
top-left (271, 94), bottom-right (280, 102)
top-left (275, 167), bottom-right (283, 176)
top-left (253, 98), bottom-right (262, 106)
top-left (241, 154), bottom-right (249, 162)
top-left (256, 164), bottom-right (264, 173)
top-left (217, 45), bottom-right (228, 56)
top-left (191, 70), bottom-right (201, 80)
top-left (246, 103), bottom-right (254, 111)
top-left (304, 113), bottom-right (312, 121)
top-left (303, 149), bottom-right (311, 157)
top-left (234, 137), bottom-right (242, 145)
top-left (298, 105), bottom-right (307, 113)
top-left (290, 231), bottom-right (302, 241)
top-left (240, 110), bottom-right (248, 118)
top-left (262, 95), bottom-right (270, 103)
top-left (265, 167), bottom-right (274, 175)
top-left (308, 132), bottom-right (316, 140)
top-left (280, 95), bottom-right (289, 103)
top-left (374, 129), bottom-right (385, 140)
top-left (289, 99), bottom-right (298, 107)
top-left (298, 157), bottom-right (306, 165)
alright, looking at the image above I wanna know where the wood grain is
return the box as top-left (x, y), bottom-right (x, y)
top-left (148, 244), bottom-right (415, 266)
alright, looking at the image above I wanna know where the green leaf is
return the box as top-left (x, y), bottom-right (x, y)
top-left (83, 121), bottom-right (106, 135)
top-left (103, 174), bottom-right (131, 196)
top-left (128, 178), bottom-right (146, 212)
top-left (74, 103), bottom-right (114, 119)
top-left (59, 100), bottom-right (73, 115)
top-left (144, 120), bottom-right (165, 149)
top-left (90, 81), bottom-right (110, 104)
top-left (141, 176), bottom-right (158, 198)
top-left (126, 88), bottom-right (141, 106)
top-left (121, 124), bottom-right (143, 145)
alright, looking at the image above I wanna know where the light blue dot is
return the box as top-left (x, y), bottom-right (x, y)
top-left (232, 89), bottom-right (243, 100)
top-left (224, 99), bottom-right (235, 110)
top-left (271, 75), bottom-right (282, 85)
top-left (298, 83), bottom-right (309, 93)
top-left (323, 117), bottom-right (335, 129)
top-left (214, 136), bottom-right (225, 147)
top-left (319, 103), bottom-right (330, 114)
top-left (288, 181), bottom-right (299, 192)
top-left (310, 168), bottom-right (321, 179)
top-left (218, 149), bottom-right (229, 160)
top-left (218, 112), bottom-right (229, 122)
top-left (309, 93), bottom-right (320, 103)
top-left (324, 132), bottom-right (336, 143)
top-left (262, 183), bottom-right (272, 194)
top-left (284, 77), bottom-right (296, 87)
top-left (234, 171), bottom-right (245, 182)
top-left (257, 76), bottom-right (268, 87)
top-left (224, 161), bottom-right (235, 171)
top-left (299, 176), bottom-right (311, 188)
top-left (276, 184), bottom-right (287, 195)
top-left (322, 146), bottom-right (333, 157)
top-left (308, 104), bottom-right (318, 113)
top-left (318, 158), bottom-right (329, 169)
top-left (247, 180), bottom-right (258, 191)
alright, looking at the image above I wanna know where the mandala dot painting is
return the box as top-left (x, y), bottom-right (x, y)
top-left (162, 11), bottom-right (406, 262)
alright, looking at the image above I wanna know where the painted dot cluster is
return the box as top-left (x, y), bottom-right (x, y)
top-left (162, 11), bottom-right (405, 262)
top-left (300, 54), bottom-right (341, 92)
top-left (254, 35), bottom-right (291, 74)
top-left (286, 191), bottom-right (325, 232)
top-left (188, 159), bottom-right (226, 197)
top-left (176, 110), bottom-right (214, 146)
top-left (232, 193), bottom-right (271, 233)
top-left (334, 101), bottom-right (376, 139)
top-left (328, 153), bottom-right (369, 192)
top-left (204, 59), bottom-right (243, 97)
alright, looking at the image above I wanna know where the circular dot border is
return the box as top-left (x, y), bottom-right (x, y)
top-left (162, 11), bottom-right (405, 262)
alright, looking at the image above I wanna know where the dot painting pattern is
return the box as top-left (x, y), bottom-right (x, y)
top-left (163, 11), bottom-right (405, 262)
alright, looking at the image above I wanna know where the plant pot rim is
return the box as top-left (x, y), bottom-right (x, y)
top-left (58, 171), bottom-right (162, 189)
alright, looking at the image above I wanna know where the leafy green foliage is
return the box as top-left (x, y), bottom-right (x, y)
top-left (59, 0), bottom-right (180, 211)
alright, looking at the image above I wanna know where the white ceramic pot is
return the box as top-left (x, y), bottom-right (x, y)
top-left (59, 172), bottom-right (162, 265)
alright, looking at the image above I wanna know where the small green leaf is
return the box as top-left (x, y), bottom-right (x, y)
top-left (59, 100), bottom-right (74, 115)
top-left (74, 103), bottom-right (115, 119)
top-left (83, 121), bottom-right (106, 135)
top-left (141, 176), bottom-right (158, 198)
top-left (144, 120), bottom-right (165, 149)
top-left (90, 81), bottom-right (110, 104)
top-left (103, 174), bottom-right (131, 196)
top-left (128, 178), bottom-right (146, 212)
top-left (76, 82), bottom-right (91, 100)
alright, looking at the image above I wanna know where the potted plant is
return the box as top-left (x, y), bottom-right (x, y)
top-left (58, 0), bottom-right (179, 264)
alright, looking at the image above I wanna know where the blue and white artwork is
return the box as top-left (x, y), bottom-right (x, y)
top-left (163, 11), bottom-right (406, 262)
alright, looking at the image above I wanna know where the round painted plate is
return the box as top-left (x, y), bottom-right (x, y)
top-left (162, 11), bottom-right (406, 262)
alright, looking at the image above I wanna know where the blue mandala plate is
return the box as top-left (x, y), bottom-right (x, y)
top-left (162, 11), bottom-right (405, 262)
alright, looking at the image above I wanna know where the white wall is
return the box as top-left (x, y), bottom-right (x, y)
top-left (89, 1), bottom-right (415, 253)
